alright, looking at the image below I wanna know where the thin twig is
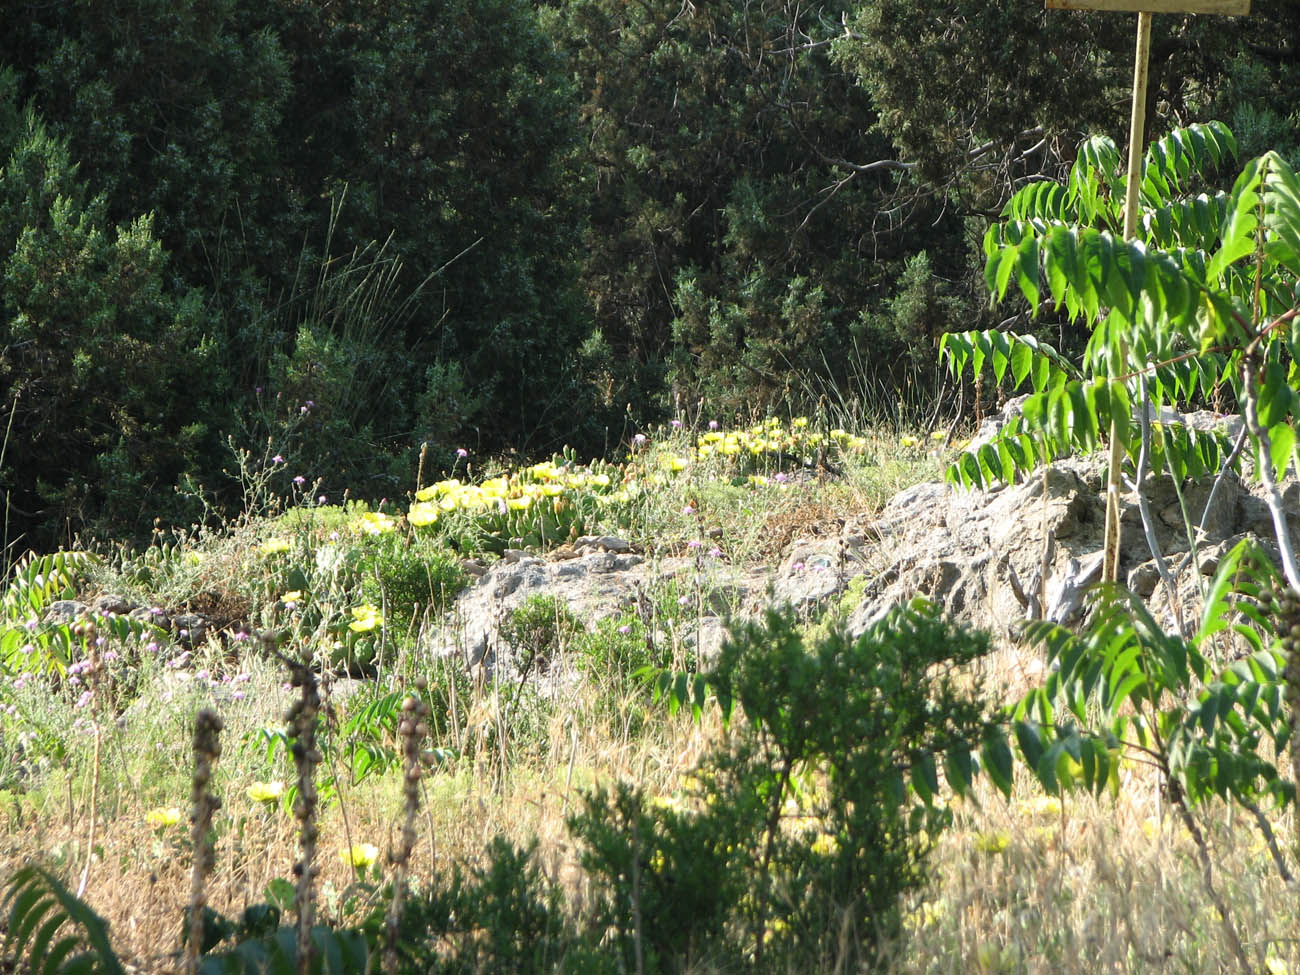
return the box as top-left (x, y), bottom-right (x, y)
top-left (1241, 354), bottom-right (1300, 590)
top-left (1239, 796), bottom-right (1292, 884)
top-left (1125, 376), bottom-right (1185, 635)
top-left (1171, 424), bottom-right (1249, 586)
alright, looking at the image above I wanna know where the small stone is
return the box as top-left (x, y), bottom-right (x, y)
top-left (95, 593), bottom-right (135, 615)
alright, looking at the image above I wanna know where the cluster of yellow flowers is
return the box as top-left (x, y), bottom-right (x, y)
top-left (693, 417), bottom-right (869, 461)
top-left (406, 460), bottom-right (618, 528)
top-left (348, 603), bottom-right (383, 633)
top-left (403, 462), bottom-right (616, 530)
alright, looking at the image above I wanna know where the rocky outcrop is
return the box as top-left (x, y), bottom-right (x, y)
top-left (843, 457), bottom-right (1287, 640)
top-left (426, 536), bottom-right (776, 675)
top-left (430, 456), bottom-right (1296, 675)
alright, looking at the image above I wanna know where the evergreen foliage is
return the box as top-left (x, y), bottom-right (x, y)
top-left (544, 0), bottom-right (972, 418)
top-left (0, 76), bottom-right (224, 542)
top-left (1, 1), bottom-right (1299, 544)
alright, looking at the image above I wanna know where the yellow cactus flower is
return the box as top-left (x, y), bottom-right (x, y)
top-left (355, 511), bottom-right (396, 535)
top-left (259, 538), bottom-right (291, 556)
top-left (247, 781), bottom-right (286, 804)
top-left (975, 831), bottom-right (1010, 854)
top-left (650, 793), bottom-right (690, 815)
top-left (1019, 795), bottom-right (1062, 818)
top-left (529, 461), bottom-right (561, 481)
top-left (349, 604), bottom-right (384, 633)
top-left (145, 806), bottom-right (183, 828)
top-left (407, 501), bottom-right (439, 527)
top-left (899, 435), bottom-right (918, 448)
top-left (341, 842), bottom-right (380, 870)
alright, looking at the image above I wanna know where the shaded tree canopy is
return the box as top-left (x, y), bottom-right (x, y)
top-left (0, 0), bottom-right (1297, 545)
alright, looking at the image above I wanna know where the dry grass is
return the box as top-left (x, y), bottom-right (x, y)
top-left (6, 633), bottom-right (1292, 975)
top-left (0, 654), bottom-right (725, 972)
top-left (0, 421), bottom-right (1292, 974)
top-left (897, 771), bottom-right (1297, 975)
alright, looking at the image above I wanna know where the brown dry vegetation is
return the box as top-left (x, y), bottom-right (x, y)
top-left (0, 421), bottom-right (1294, 973)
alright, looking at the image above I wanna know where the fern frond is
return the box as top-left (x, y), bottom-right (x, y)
top-left (3, 865), bottom-right (125, 975)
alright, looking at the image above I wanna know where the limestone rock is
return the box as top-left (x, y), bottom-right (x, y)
top-left (425, 548), bottom-right (769, 677)
top-left (426, 448), bottom-right (1299, 678)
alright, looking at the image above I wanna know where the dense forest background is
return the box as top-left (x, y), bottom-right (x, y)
top-left (1, 0), bottom-right (1297, 549)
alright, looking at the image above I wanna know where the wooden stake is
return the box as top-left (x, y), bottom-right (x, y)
top-left (1102, 11), bottom-right (1154, 584)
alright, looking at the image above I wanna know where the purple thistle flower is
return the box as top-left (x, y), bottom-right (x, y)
top-left (272, 454), bottom-right (284, 464)
top-left (293, 475), bottom-right (306, 486)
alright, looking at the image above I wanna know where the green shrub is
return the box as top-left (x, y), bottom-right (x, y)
top-left (498, 595), bottom-right (582, 676)
top-left (569, 780), bottom-right (751, 973)
top-left (0, 87), bottom-right (226, 545)
top-left (572, 600), bottom-right (997, 973)
top-left (359, 535), bottom-right (468, 639)
top-left (387, 837), bottom-right (576, 975)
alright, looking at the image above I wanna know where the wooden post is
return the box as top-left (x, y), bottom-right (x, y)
top-left (1045, 0), bottom-right (1249, 583)
top-left (1101, 11), bottom-right (1153, 584)
top-left (1122, 12), bottom-right (1152, 242)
